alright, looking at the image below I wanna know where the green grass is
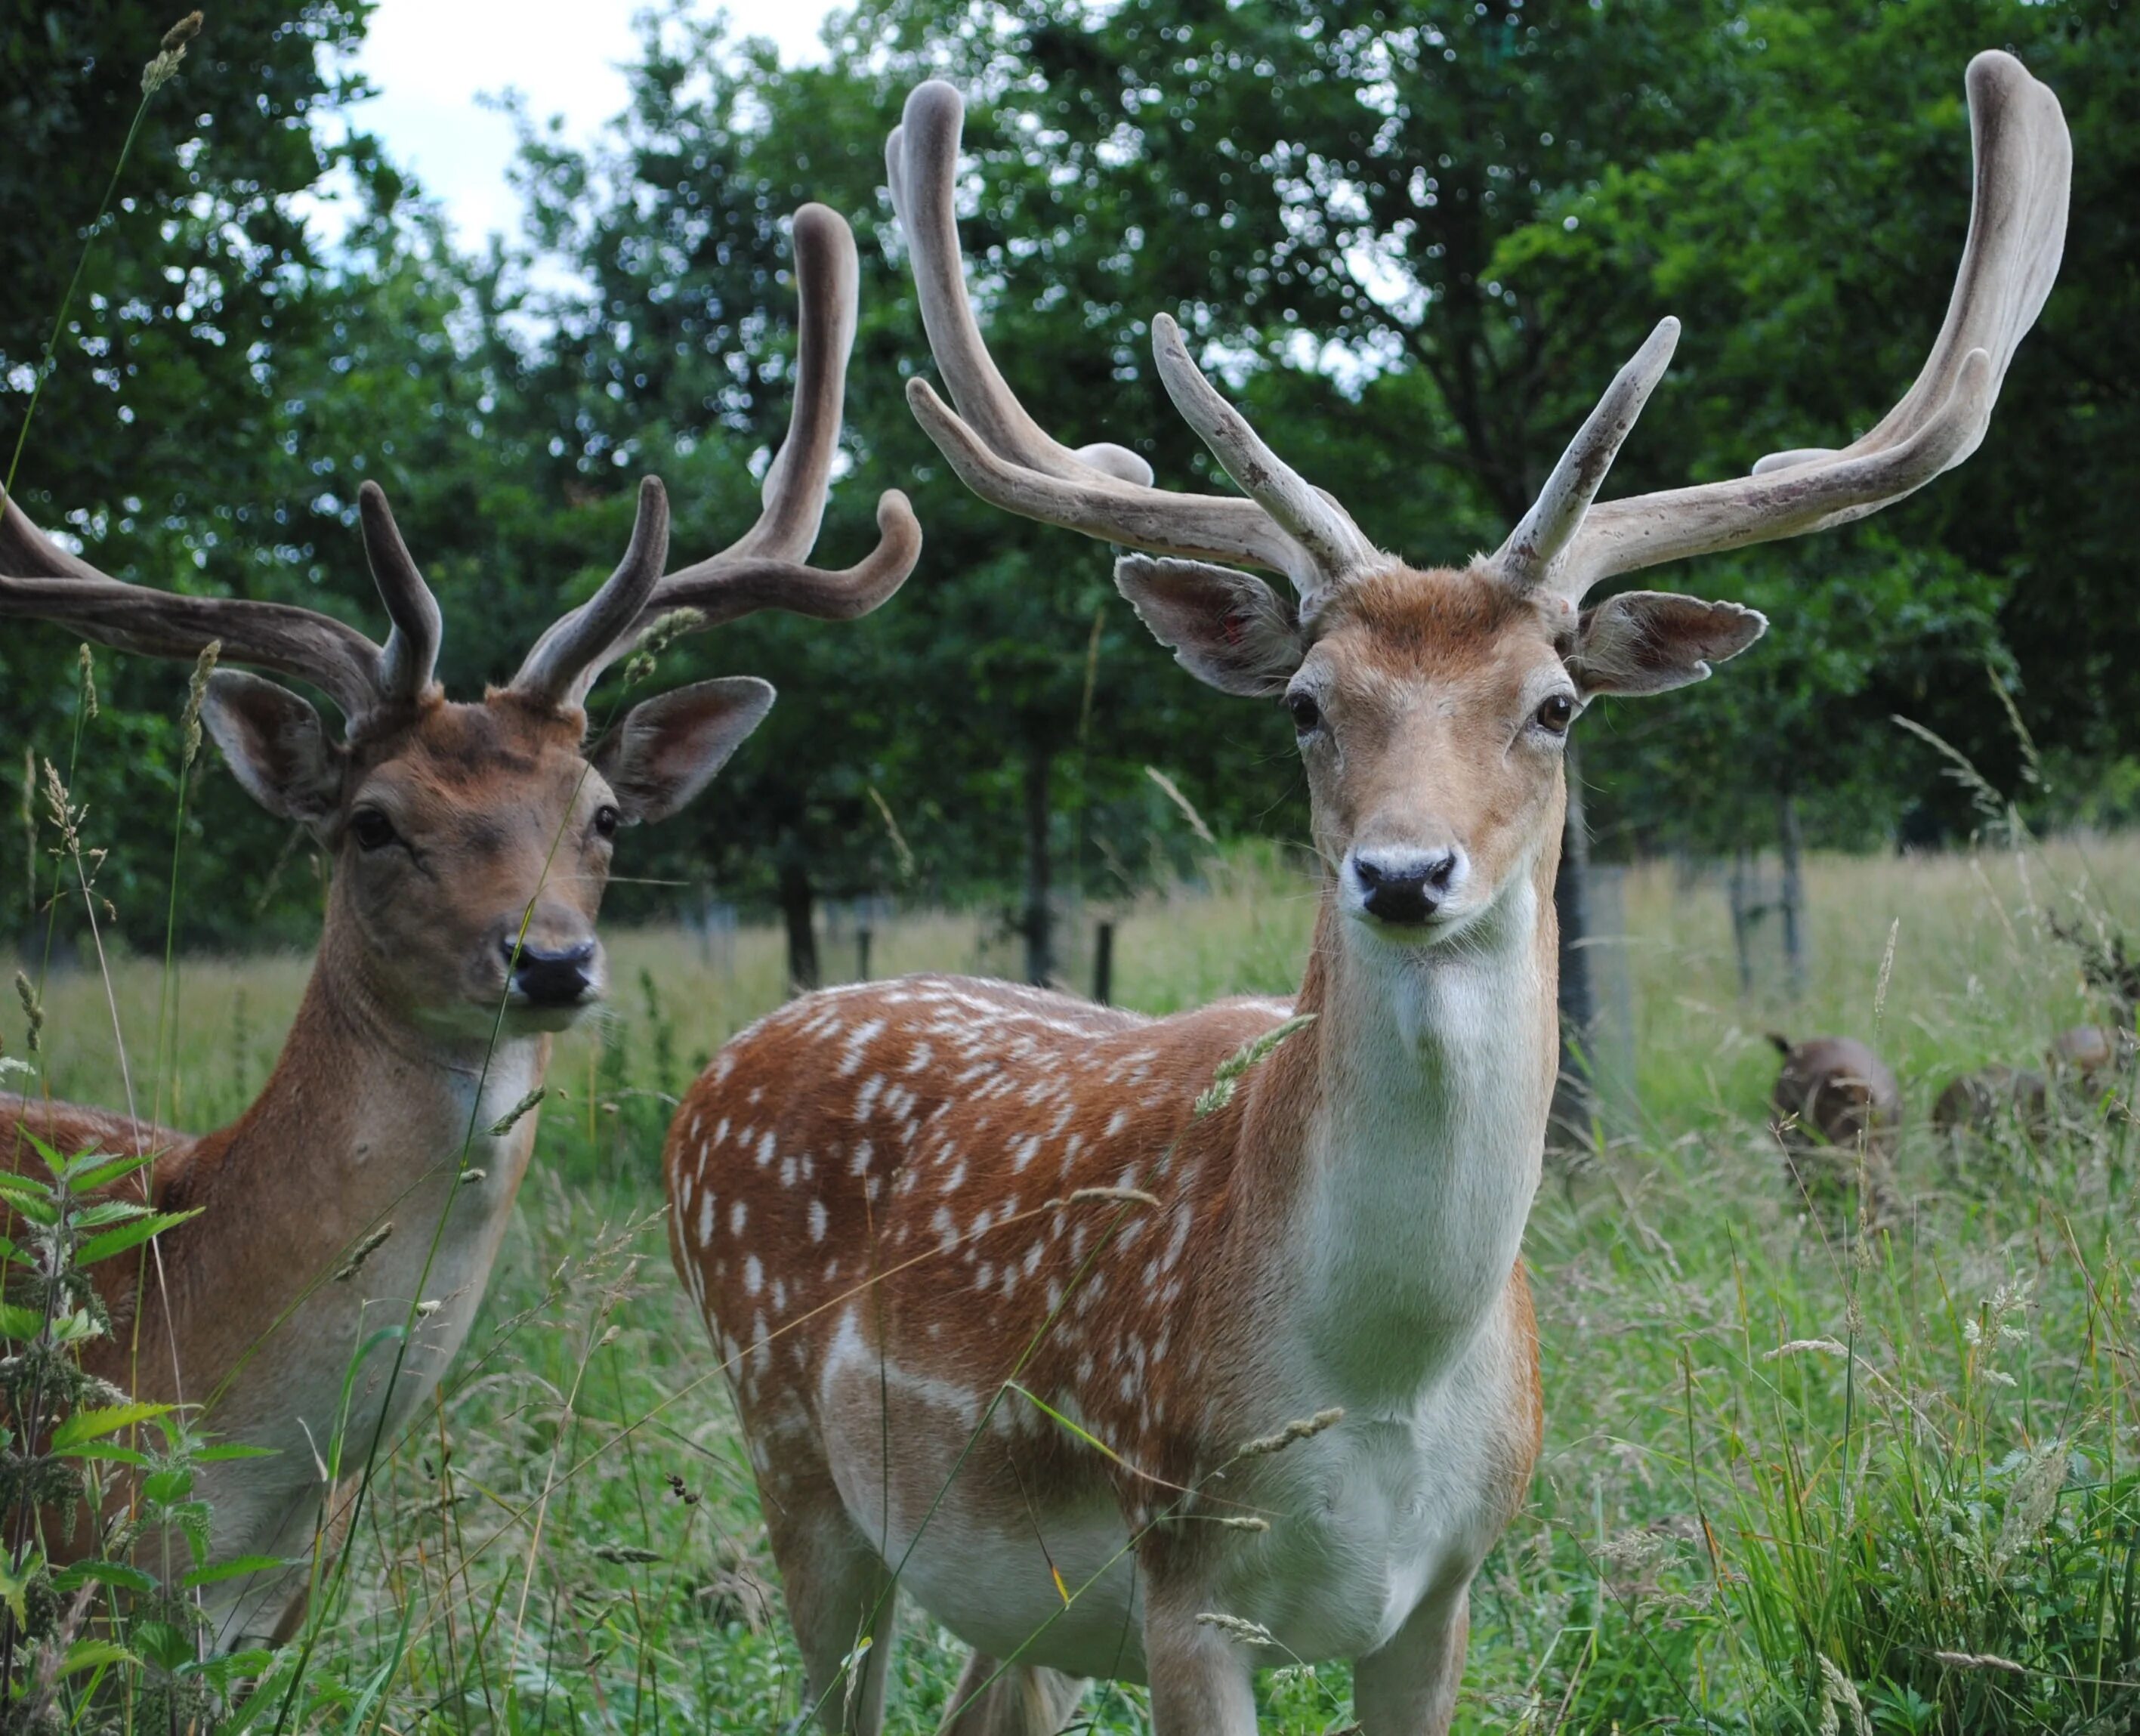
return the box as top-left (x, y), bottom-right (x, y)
top-left (6, 832), bottom-right (2138, 1731)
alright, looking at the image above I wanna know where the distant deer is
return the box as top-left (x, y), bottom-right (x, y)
top-left (1935, 1024), bottom-right (2132, 1151)
top-left (0, 206), bottom-right (918, 1648)
top-left (1767, 1033), bottom-right (1902, 1216)
top-left (665, 58), bottom-right (2067, 1735)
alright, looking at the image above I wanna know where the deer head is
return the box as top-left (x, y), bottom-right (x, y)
top-left (1, 204), bottom-right (921, 1040)
top-left (889, 54), bottom-right (2067, 942)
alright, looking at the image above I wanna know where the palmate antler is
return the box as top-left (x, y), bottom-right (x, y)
top-left (890, 52), bottom-right (2068, 612)
top-left (0, 203), bottom-right (922, 729)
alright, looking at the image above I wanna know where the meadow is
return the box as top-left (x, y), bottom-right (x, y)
top-left (6, 829), bottom-right (2138, 1732)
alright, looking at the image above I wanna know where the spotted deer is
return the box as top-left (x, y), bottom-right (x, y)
top-left (0, 205), bottom-right (918, 1649)
top-left (664, 58), bottom-right (2067, 1735)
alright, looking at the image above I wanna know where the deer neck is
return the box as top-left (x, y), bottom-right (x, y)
top-left (131, 916), bottom-right (547, 1447)
top-left (1259, 842), bottom-right (1558, 1410)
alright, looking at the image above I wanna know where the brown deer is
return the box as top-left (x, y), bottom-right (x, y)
top-left (0, 205), bottom-right (919, 1649)
top-left (665, 57), bottom-right (2067, 1736)
top-left (1767, 1034), bottom-right (1903, 1217)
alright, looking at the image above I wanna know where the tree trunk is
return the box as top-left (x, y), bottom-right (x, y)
top-left (779, 860), bottom-right (819, 996)
top-left (1022, 747), bottom-right (1054, 987)
top-left (1092, 920), bottom-right (1115, 1006)
top-left (1729, 847), bottom-right (1755, 996)
top-left (1549, 742), bottom-right (1596, 1151)
top-left (1778, 791), bottom-right (1806, 1000)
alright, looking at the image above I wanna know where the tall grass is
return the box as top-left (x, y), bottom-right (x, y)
top-left (14, 833), bottom-right (2132, 1729)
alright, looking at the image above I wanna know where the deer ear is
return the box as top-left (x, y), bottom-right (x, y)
top-left (1568, 592), bottom-right (1767, 699)
top-left (1114, 556), bottom-right (1305, 698)
top-left (593, 677), bottom-right (776, 824)
top-left (199, 670), bottom-right (347, 824)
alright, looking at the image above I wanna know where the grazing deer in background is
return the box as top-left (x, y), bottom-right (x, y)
top-left (0, 205), bottom-right (919, 1649)
top-left (665, 57), bottom-right (2067, 1736)
top-left (1766, 1033), bottom-right (1903, 1219)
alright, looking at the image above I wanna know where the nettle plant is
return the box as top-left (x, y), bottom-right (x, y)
top-left (0, 1129), bottom-right (255, 1726)
top-left (0, 204), bottom-right (918, 1662)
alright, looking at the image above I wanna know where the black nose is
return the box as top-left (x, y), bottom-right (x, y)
top-left (1354, 852), bottom-right (1459, 925)
top-left (506, 938), bottom-right (597, 1007)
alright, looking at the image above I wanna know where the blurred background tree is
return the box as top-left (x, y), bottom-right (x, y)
top-left (4, 0), bottom-right (2135, 994)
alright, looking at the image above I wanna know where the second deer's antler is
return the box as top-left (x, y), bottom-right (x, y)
top-left (511, 203), bottom-right (922, 709)
top-left (2, 203), bottom-right (921, 731)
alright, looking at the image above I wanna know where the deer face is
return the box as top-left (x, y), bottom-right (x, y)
top-left (1286, 570), bottom-right (1574, 943)
top-left (1111, 552), bottom-right (1765, 947)
top-left (203, 680), bottom-right (774, 1039)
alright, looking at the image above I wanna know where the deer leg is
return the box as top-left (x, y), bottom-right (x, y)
top-left (1351, 1580), bottom-right (1471, 1736)
top-left (936, 1651), bottom-right (1086, 1734)
top-left (1141, 1584), bottom-right (1258, 1736)
top-left (760, 1478), bottom-right (899, 1736)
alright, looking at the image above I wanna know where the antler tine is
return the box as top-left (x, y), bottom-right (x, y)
top-left (889, 79), bottom-right (1371, 601)
top-left (512, 205), bottom-right (923, 707)
top-left (511, 477), bottom-right (672, 709)
top-left (0, 485), bottom-right (389, 721)
top-left (1493, 318), bottom-right (1679, 590)
top-left (1511, 49), bottom-right (2068, 603)
top-left (721, 203), bottom-right (859, 564)
top-left (358, 481), bottom-right (443, 703)
top-left (1150, 314), bottom-right (1380, 582)
top-left (888, 81), bottom-right (1153, 489)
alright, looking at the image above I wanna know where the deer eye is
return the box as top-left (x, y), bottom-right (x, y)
top-left (1286, 690), bottom-right (1323, 734)
top-left (350, 808), bottom-right (397, 851)
top-left (1533, 693), bottom-right (1576, 735)
top-left (593, 805), bottom-right (620, 840)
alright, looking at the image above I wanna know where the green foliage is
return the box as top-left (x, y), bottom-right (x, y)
top-left (0, 1128), bottom-right (272, 1726)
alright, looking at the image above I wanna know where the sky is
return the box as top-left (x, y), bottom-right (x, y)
top-left (344, 0), bottom-right (841, 246)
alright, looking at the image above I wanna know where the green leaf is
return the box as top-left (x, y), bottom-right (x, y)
top-left (76, 1206), bottom-right (201, 1266)
top-left (58, 1443), bottom-right (151, 1467)
top-left (0, 1301), bottom-right (48, 1339)
top-left (0, 1550), bottom-right (42, 1627)
top-left (51, 1401), bottom-right (174, 1450)
top-left (128, 1620), bottom-right (194, 1671)
top-left (69, 1200), bottom-right (153, 1230)
top-left (57, 1638), bottom-right (137, 1676)
top-left (0, 1191), bottom-right (59, 1228)
top-left (182, 1554), bottom-right (292, 1589)
top-left (141, 1467), bottom-right (194, 1505)
top-left (195, 1442), bottom-right (279, 1463)
top-left (62, 1151), bottom-right (154, 1194)
top-left (53, 1559), bottom-right (157, 1595)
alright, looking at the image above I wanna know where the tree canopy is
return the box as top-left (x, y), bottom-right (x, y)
top-left (5, 0), bottom-right (2135, 965)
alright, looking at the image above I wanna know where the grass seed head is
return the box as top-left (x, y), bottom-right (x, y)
top-left (1237, 1406), bottom-right (1344, 1460)
top-left (14, 971), bottom-right (43, 1054)
top-left (591, 1543), bottom-right (663, 1564)
top-left (1815, 1656), bottom-right (1870, 1736)
top-left (489, 1085), bottom-right (547, 1138)
top-left (333, 1221), bottom-right (393, 1282)
top-left (181, 640), bottom-right (221, 773)
top-left (1195, 1012), bottom-right (1317, 1117)
top-left (142, 11), bottom-right (204, 94)
top-left (1194, 1611), bottom-right (1275, 1646)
